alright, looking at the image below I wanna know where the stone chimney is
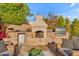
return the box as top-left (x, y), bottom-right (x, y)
top-left (35, 15), bottom-right (43, 21)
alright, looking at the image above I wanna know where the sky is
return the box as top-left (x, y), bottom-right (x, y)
top-left (27, 3), bottom-right (79, 22)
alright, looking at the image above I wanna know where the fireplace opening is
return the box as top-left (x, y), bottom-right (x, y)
top-left (35, 31), bottom-right (44, 38)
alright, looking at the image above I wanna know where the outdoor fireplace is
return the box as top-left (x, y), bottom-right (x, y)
top-left (32, 15), bottom-right (47, 38)
top-left (35, 31), bottom-right (44, 38)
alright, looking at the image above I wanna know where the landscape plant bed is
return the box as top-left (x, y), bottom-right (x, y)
top-left (29, 48), bottom-right (42, 56)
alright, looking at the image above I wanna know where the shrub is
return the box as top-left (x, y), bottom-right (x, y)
top-left (29, 48), bottom-right (42, 56)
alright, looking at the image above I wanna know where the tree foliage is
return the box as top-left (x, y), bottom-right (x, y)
top-left (57, 16), bottom-right (65, 27)
top-left (0, 3), bottom-right (30, 25)
top-left (65, 17), bottom-right (70, 32)
top-left (44, 13), bottom-right (79, 37)
top-left (45, 12), bottom-right (58, 30)
top-left (0, 17), bottom-right (5, 32)
top-left (71, 18), bottom-right (79, 36)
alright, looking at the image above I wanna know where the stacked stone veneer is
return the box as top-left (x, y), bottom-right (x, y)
top-left (3, 15), bottom-right (69, 47)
